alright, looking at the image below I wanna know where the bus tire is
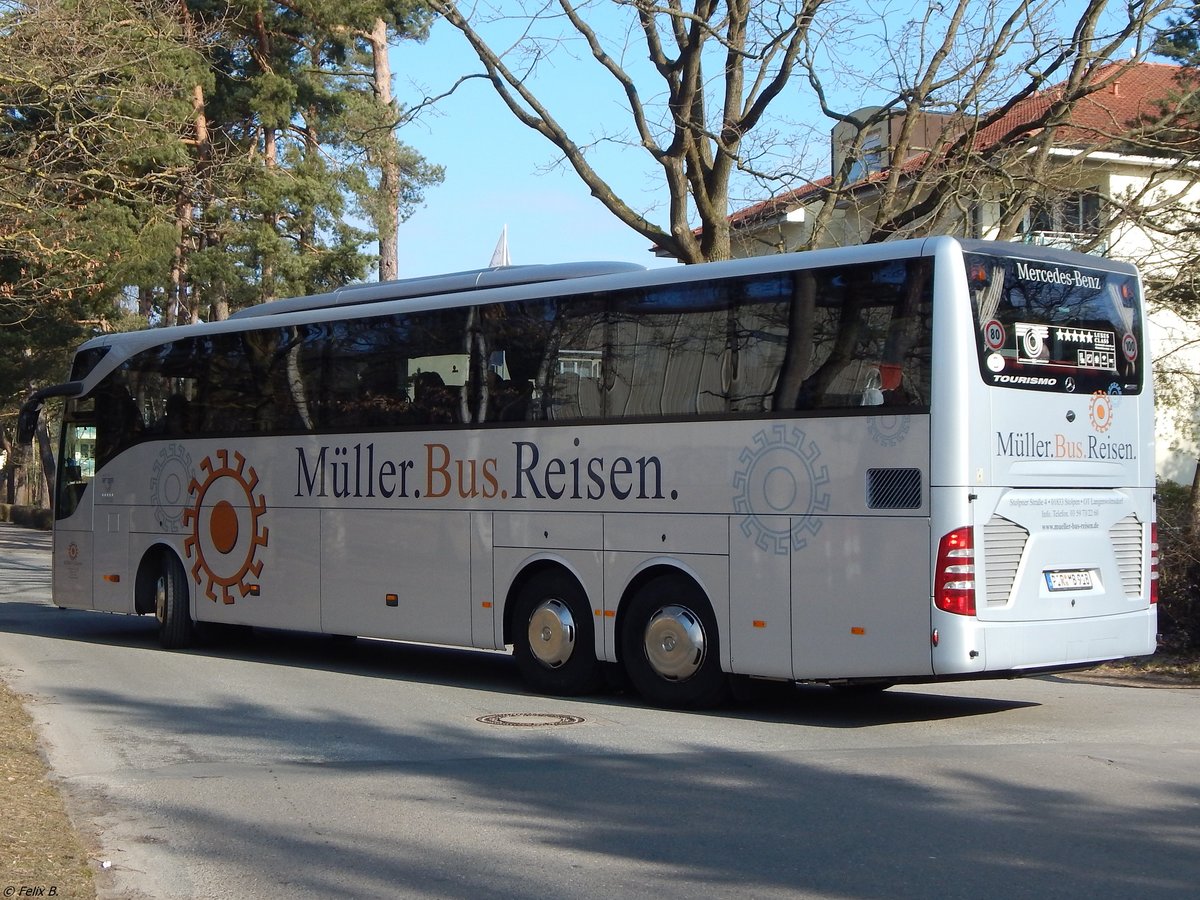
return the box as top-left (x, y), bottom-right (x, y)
top-left (155, 553), bottom-right (194, 649)
top-left (620, 575), bottom-right (728, 709)
top-left (512, 570), bottom-right (603, 697)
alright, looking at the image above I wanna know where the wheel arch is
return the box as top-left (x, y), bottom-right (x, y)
top-left (501, 556), bottom-right (590, 647)
top-left (134, 542), bottom-right (188, 616)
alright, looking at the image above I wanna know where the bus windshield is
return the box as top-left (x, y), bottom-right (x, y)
top-left (967, 250), bottom-right (1143, 395)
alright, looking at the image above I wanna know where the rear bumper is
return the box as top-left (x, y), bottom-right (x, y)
top-left (933, 606), bottom-right (1157, 676)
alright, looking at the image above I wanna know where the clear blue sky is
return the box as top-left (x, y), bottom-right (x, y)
top-left (391, 18), bottom-right (681, 278)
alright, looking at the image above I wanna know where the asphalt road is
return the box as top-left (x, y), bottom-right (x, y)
top-left (1, 521), bottom-right (1198, 900)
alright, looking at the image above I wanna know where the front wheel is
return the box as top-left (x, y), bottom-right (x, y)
top-left (620, 575), bottom-right (728, 709)
top-left (512, 571), bottom-right (603, 697)
top-left (155, 553), bottom-right (194, 649)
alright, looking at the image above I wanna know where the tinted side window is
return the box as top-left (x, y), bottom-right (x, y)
top-left (478, 260), bottom-right (932, 423)
top-left (90, 257), bottom-right (933, 465)
top-left (477, 296), bottom-right (611, 422)
top-left (772, 259), bottom-right (933, 411)
top-left (296, 307), bottom-right (472, 429)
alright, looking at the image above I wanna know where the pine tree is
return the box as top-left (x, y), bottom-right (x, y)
top-left (2, 0), bottom-right (444, 441)
top-left (177, 0), bottom-right (442, 317)
top-left (286, 0), bottom-right (444, 281)
top-left (1154, 2), bottom-right (1200, 65)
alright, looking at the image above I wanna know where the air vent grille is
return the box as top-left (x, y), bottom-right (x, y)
top-left (866, 468), bottom-right (922, 510)
top-left (983, 516), bottom-right (1029, 606)
top-left (1109, 515), bottom-right (1144, 598)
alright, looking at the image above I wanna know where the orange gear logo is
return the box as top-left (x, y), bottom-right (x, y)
top-left (1088, 390), bottom-right (1114, 433)
top-left (182, 449), bottom-right (269, 604)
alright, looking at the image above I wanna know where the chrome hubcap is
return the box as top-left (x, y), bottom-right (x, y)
top-left (527, 598), bottom-right (576, 668)
top-left (643, 605), bottom-right (705, 681)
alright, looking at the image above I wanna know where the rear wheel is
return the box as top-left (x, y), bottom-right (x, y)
top-left (512, 571), bottom-right (603, 697)
top-left (620, 575), bottom-right (728, 709)
top-left (154, 553), bottom-right (194, 649)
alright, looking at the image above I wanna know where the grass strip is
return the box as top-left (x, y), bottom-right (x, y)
top-left (0, 677), bottom-right (95, 900)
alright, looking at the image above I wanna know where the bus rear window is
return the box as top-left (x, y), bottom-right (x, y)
top-left (966, 251), bottom-right (1143, 395)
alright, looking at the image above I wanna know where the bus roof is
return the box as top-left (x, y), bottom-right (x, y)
top-left (69, 238), bottom-right (1141, 380)
top-left (228, 261), bottom-right (648, 320)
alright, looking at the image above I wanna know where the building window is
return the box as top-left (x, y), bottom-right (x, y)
top-left (1017, 190), bottom-right (1099, 243)
top-left (847, 133), bottom-right (885, 183)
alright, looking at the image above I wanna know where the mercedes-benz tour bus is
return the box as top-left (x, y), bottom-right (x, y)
top-left (20, 237), bottom-right (1157, 707)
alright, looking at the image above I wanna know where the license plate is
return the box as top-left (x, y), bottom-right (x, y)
top-left (1045, 570), bottom-right (1093, 591)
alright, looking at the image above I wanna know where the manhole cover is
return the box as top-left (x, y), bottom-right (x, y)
top-left (476, 713), bottom-right (586, 728)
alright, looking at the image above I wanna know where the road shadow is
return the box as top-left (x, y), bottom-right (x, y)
top-left (49, 674), bottom-right (1200, 900)
top-left (0, 595), bottom-right (1035, 728)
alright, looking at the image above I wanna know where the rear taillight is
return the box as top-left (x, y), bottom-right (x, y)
top-left (1149, 522), bottom-right (1159, 604)
top-left (935, 527), bottom-right (976, 616)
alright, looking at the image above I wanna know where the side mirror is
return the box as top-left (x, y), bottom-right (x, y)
top-left (17, 381), bottom-right (85, 444)
top-left (17, 403), bottom-right (41, 445)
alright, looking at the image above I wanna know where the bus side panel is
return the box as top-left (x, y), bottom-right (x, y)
top-left (52, 528), bottom-right (94, 610)
top-left (92, 506), bottom-right (132, 613)
top-left (184, 507), bottom-right (323, 633)
top-left (470, 512), bottom-right (499, 649)
top-left (791, 516), bottom-right (932, 680)
top-left (602, 550), bottom-right (730, 672)
top-left (728, 521), bottom-right (792, 679)
top-left (493, 512), bottom-right (605, 657)
top-left (604, 513), bottom-right (732, 668)
top-left (321, 508), bottom-right (472, 645)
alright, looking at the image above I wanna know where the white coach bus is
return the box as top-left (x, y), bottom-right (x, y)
top-left (20, 237), bottom-right (1157, 708)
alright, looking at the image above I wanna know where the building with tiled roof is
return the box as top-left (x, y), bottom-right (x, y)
top-left (728, 62), bottom-right (1194, 256)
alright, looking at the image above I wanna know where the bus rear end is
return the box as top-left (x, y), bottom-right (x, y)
top-left (930, 240), bottom-right (1157, 677)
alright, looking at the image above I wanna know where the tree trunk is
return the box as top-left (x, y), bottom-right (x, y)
top-left (174, 3), bottom-right (210, 324)
top-left (368, 17), bottom-right (399, 282)
top-left (11, 444), bottom-right (28, 506)
top-left (171, 196), bottom-right (194, 328)
top-left (253, 9), bottom-right (278, 302)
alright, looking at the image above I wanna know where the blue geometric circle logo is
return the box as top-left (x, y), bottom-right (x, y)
top-left (150, 443), bottom-right (196, 533)
top-left (733, 424), bottom-right (830, 555)
top-left (868, 415), bottom-right (911, 448)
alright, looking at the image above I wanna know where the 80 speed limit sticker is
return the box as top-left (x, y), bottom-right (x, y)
top-left (984, 319), bottom-right (1006, 350)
